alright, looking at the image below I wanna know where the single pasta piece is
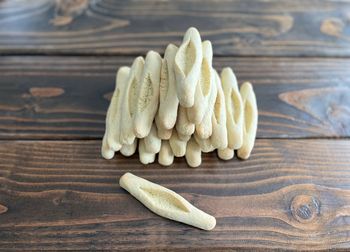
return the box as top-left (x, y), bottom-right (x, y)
top-left (187, 40), bottom-right (213, 124)
top-left (185, 137), bottom-right (202, 168)
top-left (156, 44), bottom-right (179, 130)
top-left (103, 66), bottom-right (131, 157)
top-left (217, 148), bottom-right (234, 160)
top-left (210, 69), bottom-right (228, 150)
top-left (139, 139), bottom-right (156, 165)
top-left (195, 68), bottom-right (218, 139)
top-left (176, 105), bottom-right (195, 137)
top-left (120, 57), bottom-right (144, 145)
top-left (119, 172), bottom-right (216, 230)
top-left (158, 140), bottom-right (174, 166)
top-left (101, 136), bottom-right (114, 160)
top-left (169, 129), bottom-right (187, 157)
top-left (155, 115), bottom-right (173, 140)
top-left (174, 27), bottom-right (203, 107)
top-left (134, 51), bottom-right (162, 138)
top-left (143, 123), bottom-right (161, 154)
top-left (221, 67), bottom-right (244, 150)
top-left (120, 139), bottom-right (138, 157)
top-left (237, 82), bottom-right (258, 160)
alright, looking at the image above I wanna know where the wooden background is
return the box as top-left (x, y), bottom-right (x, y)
top-left (0, 0), bottom-right (350, 250)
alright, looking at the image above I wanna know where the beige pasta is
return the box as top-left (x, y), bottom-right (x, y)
top-left (210, 69), bottom-right (228, 150)
top-left (101, 136), bottom-right (115, 160)
top-left (143, 123), bottom-right (161, 154)
top-left (195, 68), bottom-right (218, 139)
top-left (134, 51), bottom-right (162, 138)
top-left (157, 126), bottom-right (173, 140)
top-left (158, 140), bottom-right (174, 166)
top-left (120, 57), bottom-right (144, 145)
top-left (120, 139), bottom-right (138, 157)
top-left (186, 40), bottom-right (213, 124)
top-left (221, 67), bottom-right (244, 150)
top-left (119, 172), bottom-right (216, 230)
top-left (102, 66), bottom-right (130, 159)
top-left (237, 82), bottom-right (258, 160)
top-left (174, 27), bottom-right (202, 107)
top-left (139, 139), bottom-right (156, 165)
top-left (177, 132), bottom-right (191, 142)
top-left (176, 105), bottom-right (195, 137)
top-left (169, 129), bottom-right (187, 157)
top-left (155, 115), bottom-right (173, 140)
top-left (102, 27), bottom-right (258, 167)
top-left (217, 148), bottom-right (234, 160)
top-left (155, 44), bottom-right (179, 130)
top-left (194, 134), bottom-right (215, 153)
top-left (185, 137), bottom-right (202, 168)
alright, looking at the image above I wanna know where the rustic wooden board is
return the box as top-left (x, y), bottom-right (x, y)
top-left (0, 0), bottom-right (350, 56)
top-left (0, 139), bottom-right (349, 250)
top-left (1, 56), bottom-right (349, 140)
top-left (1, 0), bottom-right (349, 251)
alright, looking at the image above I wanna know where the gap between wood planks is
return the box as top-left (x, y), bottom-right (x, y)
top-left (3, 52), bottom-right (350, 59)
top-left (1, 136), bottom-right (349, 141)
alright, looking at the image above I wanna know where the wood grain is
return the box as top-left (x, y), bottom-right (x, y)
top-left (0, 56), bottom-right (349, 140)
top-left (0, 0), bottom-right (350, 56)
top-left (0, 139), bottom-right (350, 250)
top-left (1, 1), bottom-right (349, 251)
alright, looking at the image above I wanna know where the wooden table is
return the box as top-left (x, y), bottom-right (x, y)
top-left (0, 0), bottom-right (350, 250)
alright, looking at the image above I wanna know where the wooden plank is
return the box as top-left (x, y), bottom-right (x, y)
top-left (0, 56), bottom-right (349, 140)
top-left (0, 139), bottom-right (349, 250)
top-left (0, 0), bottom-right (350, 56)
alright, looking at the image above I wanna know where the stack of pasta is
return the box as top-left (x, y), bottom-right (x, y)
top-left (102, 27), bottom-right (258, 167)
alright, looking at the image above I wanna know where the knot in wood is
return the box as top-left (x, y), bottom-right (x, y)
top-left (290, 195), bottom-right (320, 224)
top-left (0, 204), bottom-right (8, 215)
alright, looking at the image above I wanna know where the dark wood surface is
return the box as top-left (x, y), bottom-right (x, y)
top-left (1, 0), bottom-right (350, 56)
top-left (1, 139), bottom-right (350, 250)
top-left (1, 56), bottom-right (349, 140)
top-left (0, 0), bottom-right (350, 251)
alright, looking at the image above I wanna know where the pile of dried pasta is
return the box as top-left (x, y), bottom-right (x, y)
top-left (102, 27), bottom-right (258, 167)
